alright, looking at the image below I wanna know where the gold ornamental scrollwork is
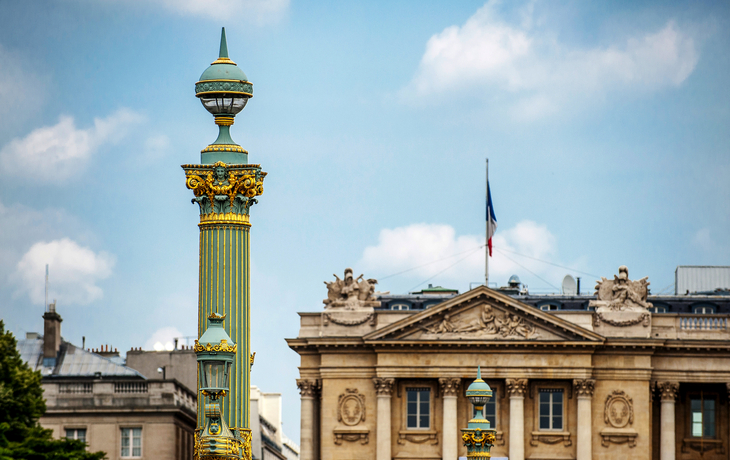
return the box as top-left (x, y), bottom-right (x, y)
top-left (194, 339), bottom-right (238, 354)
top-left (462, 429), bottom-right (496, 447)
top-left (186, 161), bottom-right (264, 206)
top-left (194, 432), bottom-right (247, 460)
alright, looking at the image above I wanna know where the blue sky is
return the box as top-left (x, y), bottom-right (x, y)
top-left (1, 0), bottom-right (728, 443)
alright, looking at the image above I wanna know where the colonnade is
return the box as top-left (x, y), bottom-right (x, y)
top-left (296, 377), bottom-right (709, 460)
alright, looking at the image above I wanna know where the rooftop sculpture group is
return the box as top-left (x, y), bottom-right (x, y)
top-left (322, 269), bottom-right (380, 326)
top-left (324, 268), bottom-right (379, 310)
top-left (590, 266), bottom-right (653, 328)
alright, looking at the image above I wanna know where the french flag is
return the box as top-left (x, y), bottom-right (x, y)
top-left (486, 182), bottom-right (497, 257)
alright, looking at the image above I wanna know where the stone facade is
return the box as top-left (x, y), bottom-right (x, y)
top-left (288, 281), bottom-right (730, 460)
top-left (40, 379), bottom-right (196, 460)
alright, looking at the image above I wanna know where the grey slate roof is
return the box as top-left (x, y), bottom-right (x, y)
top-left (18, 338), bottom-right (142, 378)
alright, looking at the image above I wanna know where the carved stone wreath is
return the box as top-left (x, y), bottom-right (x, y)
top-left (594, 311), bottom-right (650, 328)
top-left (323, 311), bottom-right (375, 327)
top-left (338, 389), bottom-right (365, 426)
top-left (604, 390), bottom-right (634, 428)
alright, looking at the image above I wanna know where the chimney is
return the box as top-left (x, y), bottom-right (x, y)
top-left (43, 300), bottom-right (62, 367)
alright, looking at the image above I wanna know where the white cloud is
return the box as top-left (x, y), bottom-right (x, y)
top-left (125, 0), bottom-right (289, 23)
top-left (0, 108), bottom-right (143, 183)
top-left (359, 220), bottom-right (559, 290)
top-left (144, 326), bottom-right (184, 351)
top-left (404, 1), bottom-right (698, 118)
top-left (14, 239), bottom-right (116, 306)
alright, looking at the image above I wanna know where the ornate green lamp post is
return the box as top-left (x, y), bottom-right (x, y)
top-left (194, 313), bottom-right (242, 459)
top-left (184, 27), bottom-right (265, 460)
top-left (461, 367), bottom-right (497, 459)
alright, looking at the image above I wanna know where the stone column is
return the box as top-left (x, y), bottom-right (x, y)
top-left (297, 379), bottom-right (319, 460)
top-left (439, 378), bottom-right (461, 460)
top-left (373, 378), bottom-right (395, 460)
top-left (506, 379), bottom-right (528, 460)
top-left (657, 381), bottom-right (679, 460)
top-left (574, 379), bottom-right (595, 460)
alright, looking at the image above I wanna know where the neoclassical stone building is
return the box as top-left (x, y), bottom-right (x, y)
top-left (287, 268), bottom-right (730, 460)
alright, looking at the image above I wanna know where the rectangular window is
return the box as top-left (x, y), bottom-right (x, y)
top-left (65, 428), bottom-right (86, 443)
top-left (121, 428), bottom-right (142, 457)
top-left (406, 388), bottom-right (430, 429)
top-left (538, 389), bottom-right (563, 431)
top-left (691, 397), bottom-right (716, 438)
top-left (473, 389), bottom-right (497, 429)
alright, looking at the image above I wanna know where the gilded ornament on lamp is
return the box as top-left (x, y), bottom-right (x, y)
top-left (194, 432), bottom-right (249, 460)
top-left (194, 338), bottom-right (238, 354)
top-left (249, 352), bottom-right (255, 367)
top-left (462, 429), bottom-right (496, 447)
top-left (201, 144), bottom-right (247, 154)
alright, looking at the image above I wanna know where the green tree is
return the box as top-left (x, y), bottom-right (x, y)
top-left (0, 321), bottom-right (106, 460)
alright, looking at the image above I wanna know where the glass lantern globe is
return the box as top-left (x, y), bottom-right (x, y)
top-left (199, 95), bottom-right (249, 116)
top-left (199, 358), bottom-right (232, 398)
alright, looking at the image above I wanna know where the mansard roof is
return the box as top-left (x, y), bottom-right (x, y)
top-left (19, 338), bottom-right (143, 378)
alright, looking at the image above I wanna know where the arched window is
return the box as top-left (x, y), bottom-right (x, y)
top-left (537, 302), bottom-right (561, 312)
top-left (423, 301), bottom-right (443, 309)
top-left (692, 303), bottom-right (717, 314)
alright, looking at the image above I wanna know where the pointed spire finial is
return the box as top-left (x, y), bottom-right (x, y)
top-left (477, 366), bottom-right (482, 380)
top-left (219, 27), bottom-right (229, 59)
top-left (211, 27), bottom-right (236, 65)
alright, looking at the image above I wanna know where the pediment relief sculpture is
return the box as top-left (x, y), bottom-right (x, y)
top-left (590, 266), bottom-right (652, 328)
top-left (414, 305), bottom-right (564, 340)
top-left (322, 268), bottom-right (380, 326)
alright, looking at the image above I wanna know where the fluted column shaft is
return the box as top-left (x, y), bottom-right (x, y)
top-left (439, 378), bottom-right (460, 460)
top-left (657, 382), bottom-right (679, 460)
top-left (374, 378), bottom-right (395, 460)
top-left (197, 223), bottom-right (250, 429)
top-left (507, 379), bottom-right (527, 460)
top-left (574, 379), bottom-right (595, 460)
top-left (297, 379), bottom-right (319, 460)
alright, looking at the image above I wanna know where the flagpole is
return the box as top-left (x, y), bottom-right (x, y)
top-left (485, 158), bottom-right (489, 287)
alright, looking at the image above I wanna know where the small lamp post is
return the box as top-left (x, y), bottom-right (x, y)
top-left (461, 367), bottom-right (497, 459)
top-left (194, 313), bottom-right (246, 460)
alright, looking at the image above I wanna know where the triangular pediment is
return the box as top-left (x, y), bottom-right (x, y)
top-left (365, 286), bottom-right (603, 342)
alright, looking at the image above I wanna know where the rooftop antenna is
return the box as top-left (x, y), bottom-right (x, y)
top-left (561, 274), bottom-right (577, 295)
top-left (45, 264), bottom-right (49, 312)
